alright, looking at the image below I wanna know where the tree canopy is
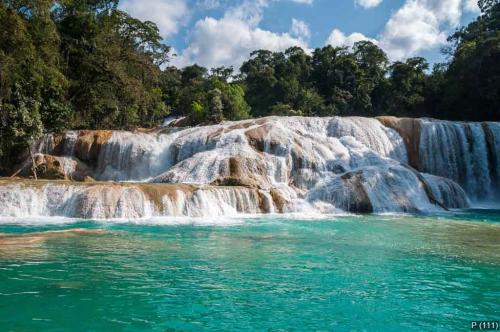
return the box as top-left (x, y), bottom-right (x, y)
top-left (1, 0), bottom-right (499, 173)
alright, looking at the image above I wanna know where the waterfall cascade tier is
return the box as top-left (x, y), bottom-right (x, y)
top-left (380, 117), bottom-right (500, 201)
top-left (3, 115), bottom-right (495, 219)
top-left (0, 180), bottom-right (272, 219)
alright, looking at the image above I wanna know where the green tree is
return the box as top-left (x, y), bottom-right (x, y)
top-left (241, 47), bottom-right (317, 117)
top-left (436, 0), bottom-right (500, 120)
top-left (310, 46), bottom-right (359, 115)
top-left (240, 50), bottom-right (279, 116)
top-left (0, 2), bottom-right (47, 170)
top-left (190, 100), bottom-right (205, 123)
top-left (57, 1), bottom-right (170, 128)
top-left (383, 57), bottom-right (429, 116)
top-left (213, 81), bottom-right (251, 120)
top-left (174, 65), bottom-right (208, 117)
top-left (352, 41), bottom-right (388, 114)
top-left (210, 66), bottom-right (234, 81)
top-left (208, 88), bottom-right (224, 123)
top-left (479, 0), bottom-right (499, 11)
top-left (296, 88), bottom-right (325, 116)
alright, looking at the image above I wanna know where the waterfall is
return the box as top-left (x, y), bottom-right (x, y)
top-left (307, 166), bottom-right (441, 213)
top-left (327, 117), bottom-right (408, 162)
top-left (30, 117), bottom-right (410, 187)
top-left (484, 123), bottom-right (500, 195)
top-left (0, 181), bottom-right (272, 219)
top-left (419, 120), bottom-right (499, 200)
top-left (17, 115), bottom-right (493, 219)
top-left (95, 131), bottom-right (177, 181)
top-left (63, 131), bottom-right (78, 155)
top-left (422, 174), bottom-right (470, 209)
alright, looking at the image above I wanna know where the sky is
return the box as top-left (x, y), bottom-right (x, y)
top-left (118, 0), bottom-right (482, 70)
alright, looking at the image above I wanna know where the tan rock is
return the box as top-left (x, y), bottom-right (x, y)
top-left (20, 154), bottom-right (67, 180)
top-left (69, 161), bottom-right (93, 181)
top-left (138, 183), bottom-right (195, 211)
top-left (270, 188), bottom-right (288, 213)
top-left (245, 125), bottom-right (270, 152)
top-left (83, 176), bottom-right (96, 182)
top-left (74, 130), bottom-right (112, 165)
top-left (377, 116), bottom-right (422, 168)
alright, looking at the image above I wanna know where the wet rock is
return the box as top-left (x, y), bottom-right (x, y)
top-left (339, 171), bottom-right (374, 213)
top-left (422, 174), bottom-right (470, 209)
top-left (270, 188), bottom-right (289, 213)
top-left (83, 176), bottom-right (96, 182)
top-left (18, 154), bottom-right (67, 180)
top-left (377, 116), bottom-right (422, 169)
top-left (245, 124), bottom-right (270, 152)
top-left (307, 166), bottom-right (441, 213)
top-left (34, 155), bottom-right (67, 180)
top-left (74, 130), bottom-right (112, 165)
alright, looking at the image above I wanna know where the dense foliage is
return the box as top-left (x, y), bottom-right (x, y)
top-left (1, 0), bottom-right (499, 172)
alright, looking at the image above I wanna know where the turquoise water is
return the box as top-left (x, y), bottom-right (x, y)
top-left (1, 211), bottom-right (499, 331)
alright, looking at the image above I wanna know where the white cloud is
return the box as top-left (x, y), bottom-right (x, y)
top-left (326, 29), bottom-right (377, 48)
top-left (377, 0), bottom-right (466, 60)
top-left (464, 0), bottom-right (480, 12)
top-left (172, 0), bottom-right (308, 69)
top-left (172, 0), bottom-right (479, 68)
top-left (378, 1), bottom-right (446, 59)
top-left (225, 0), bottom-right (269, 26)
top-left (119, 0), bottom-right (188, 38)
top-left (355, 0), bottom-right (383, 9)
top-left (291, 18), bottom-right (311, 39)
top-left (328, 0), bottom-right (476, 60)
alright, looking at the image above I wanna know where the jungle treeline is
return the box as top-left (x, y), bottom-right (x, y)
top-left (0, 0), bottom-right (499, 170)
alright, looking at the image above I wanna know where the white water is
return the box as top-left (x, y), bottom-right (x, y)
top-left (4, 116), bottom-right (493, 219)
top-left (423, 174), bottom-right (470, 209)
top-left (95, 131), bottom-right (181, 181)
top-left (307, 165), bottom-right (439, 213)
top-left (419, 120), bottom-right (500, 200)
top-left (0, 183), bottom-right (269, 219)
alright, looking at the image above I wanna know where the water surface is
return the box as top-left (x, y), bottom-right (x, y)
top-left (0, 211), bottom-right (499, 331)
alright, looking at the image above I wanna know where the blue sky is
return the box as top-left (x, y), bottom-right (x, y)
top-left (119, 0), bottom-right (481, 69)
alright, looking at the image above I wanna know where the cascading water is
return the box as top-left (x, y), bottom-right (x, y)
top-left (0, 181), bottom-right (271, 219)
top-left (95, 131), bottom-right (179, 181)
top-left (484, 122), bottom-right (500, 194)
top-left (327, 116), bottom-right (408, 162)
top-left (6, 116), bottom-right (489, 219)
top-left (306, 165), bottom-right (447, 213)
top-left (422, 174), bottom-right (470, 209)
top-left (419, 119), bottom-right (500, 201)
top-left (63, 131), bottom-right (78, 155)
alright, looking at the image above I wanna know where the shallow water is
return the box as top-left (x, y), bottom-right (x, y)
top-left (0, 211), bottom-right (499, 331)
